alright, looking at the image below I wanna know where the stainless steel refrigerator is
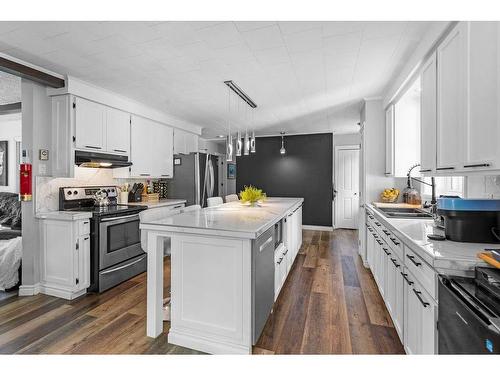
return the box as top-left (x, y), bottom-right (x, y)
top-left (166, 152), bottom-right (219, 207)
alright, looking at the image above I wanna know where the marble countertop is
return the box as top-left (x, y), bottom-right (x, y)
top-left (367, 203), bottom-right (500, 274)
top-left (140, 197), bottom-right (303, 239)
top-left (36, 211), bottom-right (93, 221)
top-left (127, 199), bottom-right (187, 209)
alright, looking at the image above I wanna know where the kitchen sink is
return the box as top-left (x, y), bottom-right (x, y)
top-left (376, 207), bottom-right (433, 219)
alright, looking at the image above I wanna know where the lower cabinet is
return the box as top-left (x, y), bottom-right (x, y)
top-left (365, 208), bottom-right (437, 354)
top-left (40, 215), bottom-right (91, 300)
top-left (403, 268), bottom-right (437, 354)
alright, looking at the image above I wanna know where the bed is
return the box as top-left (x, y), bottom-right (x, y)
top-left (0, 192), bottom-right (22, 291)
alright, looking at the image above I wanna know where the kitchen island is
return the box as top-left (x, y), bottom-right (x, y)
top-left (140, 197), bottom-right (303, 354)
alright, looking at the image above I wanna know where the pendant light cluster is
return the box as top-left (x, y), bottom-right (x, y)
top-left (224, 80), bottom-right (257, 161)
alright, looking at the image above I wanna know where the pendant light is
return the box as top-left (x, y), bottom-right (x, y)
top-left (250, 130), bottom-right (256, 153)
top-left (243, 106), bottom-right (250, 155)
top-left (226, 86), bottom-right (233, 162)
top-left (280, 132), bottom-right (286, 155)
top-left (236, 130), bottom-right (242, 156)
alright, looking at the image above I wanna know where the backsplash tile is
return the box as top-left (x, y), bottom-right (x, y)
top-left (467, 175), bottom-right (500, 199)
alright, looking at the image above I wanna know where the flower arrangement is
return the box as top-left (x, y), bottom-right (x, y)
top-left (239, 185), bottom-right (267, 205)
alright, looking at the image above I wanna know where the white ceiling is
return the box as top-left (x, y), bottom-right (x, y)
top-left (0, 21), bottom-right (432, 137)
top-left (0, 71), bottom-right (21, 105)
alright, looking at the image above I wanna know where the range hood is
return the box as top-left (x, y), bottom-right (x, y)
top-left (75, 150), bottom-right (132, 169)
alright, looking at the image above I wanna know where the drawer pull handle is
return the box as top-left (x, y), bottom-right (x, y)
top-left (383, 248), bottom-right (391, 255)
top-left (367, 228), bottom-right (373, 232)
top-left (373, 234), bottom-right (379, 239)
top-left (376, 239), bottom-right (383, 245)
top-left (113, 149), bottom-right (127, 153)
top-left (84, 145), bottom-right (102, 150)
top-left (277, 257), bottom-right (284, 265)
top-left (368, 215), bottom-right (374, 219)
top-left (413, 289), bottom-right (430, 307)
top-left (390, 238), bottom-right (400, 246)
top-left (390, 258), bottom-right (400, 268)
top-left (463, 163), bottom-right (490, 168)
top-left (83, 236), bottom-right (89, 241)
top-left (374, 222), bottom-right (381, 227)
top-left (83, 221), bottom-right (89, 225)
top-left (406, 254), bottom-right (422, 267)
top-left (283, 248), bottom-right (289, 255)
top-left (401, 272), bottom-right (413, 285)
top-left (436, 166), bottom-right (455, 170)
top-left (382, 230), bottom-right (390, 236)
top-left (140, 173), bottom-right (150, 176)
top-left (419, 169), bottom-right (432, 172)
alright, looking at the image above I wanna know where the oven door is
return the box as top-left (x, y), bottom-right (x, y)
top-left (99, 213), bottom-right (144, 270)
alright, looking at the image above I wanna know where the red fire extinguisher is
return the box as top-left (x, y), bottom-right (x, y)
top-left (20, 163), bottom-right (32, 202)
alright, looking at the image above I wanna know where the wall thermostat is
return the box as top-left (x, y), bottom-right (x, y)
top-left (39, 149), bottom-right (49, 161)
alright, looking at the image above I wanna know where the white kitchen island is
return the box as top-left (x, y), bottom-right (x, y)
top-left (140, 197), bottom-right (303, 354)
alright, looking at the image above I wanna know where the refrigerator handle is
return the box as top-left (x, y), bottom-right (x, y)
top-left (209, 160), bottom-right (215, 197)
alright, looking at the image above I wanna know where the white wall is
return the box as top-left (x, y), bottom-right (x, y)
top-left (334, 132), bottom-right (361, 146)
top-left (21, 79), bottom-right (52, 290)
top-left (0, 113), bottom-right (21, 193)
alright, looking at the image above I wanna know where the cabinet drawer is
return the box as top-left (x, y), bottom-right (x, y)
top-left (384, 231), bottom-right (404, 261)
top-left (78, 219), bottom-right (91, 236)
top-left (404, 246), bottom-right (436, 299)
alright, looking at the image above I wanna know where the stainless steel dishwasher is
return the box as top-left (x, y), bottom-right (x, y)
top-left (252, 226), bottom-right (275, 344)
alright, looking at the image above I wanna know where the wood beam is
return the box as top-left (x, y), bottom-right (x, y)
top-left (0, 56), bottom-right (64, 88)
top-left (0, 102), bottom-right (21, 114)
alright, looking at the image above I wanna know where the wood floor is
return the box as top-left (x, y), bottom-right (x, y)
top-left (254, 229), bottom-right (404, 354)
top-left (0, 229), bottom-right (404, 354)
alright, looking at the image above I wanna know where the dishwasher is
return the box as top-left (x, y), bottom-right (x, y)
top-left (251, 226), bottom-right (275, 344)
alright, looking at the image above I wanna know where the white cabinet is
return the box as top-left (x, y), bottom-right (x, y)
top-left (464, 21), bottom-right (499, 171)
top-left (40, 215), bottom-right (91, 300)
top-left (174, 128), bottom-right (199, 155)
top-left (384, 105), bottom-right (394, 176)
top-left (386, 250), bottom-right (404, 339)
top-left (403, 269), bottom-right (437, 354)
top-left (121, 115), bottom-right (174, 179)
top-left (106, 107), bottom-right (130, 155)
top-left (75, 97), bottom-right (106, 151)
top-left (436, 21), bottom-right (467, 172)
top-left (420, 52), bottom-right (437, 173)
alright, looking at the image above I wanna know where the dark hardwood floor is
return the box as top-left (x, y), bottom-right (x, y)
top-left (0, 229), bottom-right (404, 354)
top-left (254, 229), bottom-right (404, 354)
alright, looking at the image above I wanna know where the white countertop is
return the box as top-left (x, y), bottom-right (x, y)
top-left (127, 199), bottom-right (187, 209)
top-left (36, 211), bottom-right (93, 221)
top-left (367, 203), bottom-right (500, 274)
top-left (140, 197), bottom-right (303, 239)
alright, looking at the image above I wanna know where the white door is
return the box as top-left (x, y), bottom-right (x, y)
top-left (335, 146), bottom-right (360, 229)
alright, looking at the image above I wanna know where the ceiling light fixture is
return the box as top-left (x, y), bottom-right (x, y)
top-left (250, 130), bottom-right (256, 153)
top-left (236, 130), bottom-right (242, 157)
top-left (226, 86), bottom-right (233, 162)
top-left (224, 80), bottom-right (257, 109)
top-left (280, 132), bottom-right (286, 155)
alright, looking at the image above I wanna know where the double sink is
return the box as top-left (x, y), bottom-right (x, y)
top-left (376, 207), bottom-right (433, 219)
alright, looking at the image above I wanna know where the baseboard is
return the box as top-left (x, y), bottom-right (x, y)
top-left (168, 329), bottom-right (251, 355)
top-left (18, 283), bottom-right (41, 296)
top-left (39, 285), bottom-right (87, 300)
top-left (302, 225), bottom-right (333, 232)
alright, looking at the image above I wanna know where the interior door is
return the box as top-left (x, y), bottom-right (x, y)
top-left (335, 147), bottom-right (360, 229)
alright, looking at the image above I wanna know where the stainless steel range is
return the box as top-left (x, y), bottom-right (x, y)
top-left (59, 186), bottom-right (148, 293)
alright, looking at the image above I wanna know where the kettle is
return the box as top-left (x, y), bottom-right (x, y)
top-left (94, 189), bottom-right (110, 207)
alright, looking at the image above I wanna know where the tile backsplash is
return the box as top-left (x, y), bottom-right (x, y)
top-left (36, 167), bottom-right (116, 213)
top-left (467, 175), bottom-right (500, 198)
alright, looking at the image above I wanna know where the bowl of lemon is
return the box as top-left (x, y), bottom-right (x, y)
top-left (381, 188), bottom-right (400, 203)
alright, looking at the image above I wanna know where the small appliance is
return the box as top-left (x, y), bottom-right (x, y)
top-left (437, 198), bottom-right (500, 243)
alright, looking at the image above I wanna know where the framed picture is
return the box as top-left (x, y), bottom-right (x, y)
top-left (227, 163), bottom-right (236, 179)
top-left (0, 141), bottom-right (8, 186)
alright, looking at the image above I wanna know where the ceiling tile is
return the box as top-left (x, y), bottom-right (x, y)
top-left (283, 28), bottom-right (322, 53)
top-left (254, 46), bottom-right (290, 66)
top-left (242, 25), bottom-right (284, 51)
top-left (197, 22), bottom-right (243, 49)
top-left (278, 21), bottom-right (320, 35)
top-left (234, 21), bottom-right (277, 32)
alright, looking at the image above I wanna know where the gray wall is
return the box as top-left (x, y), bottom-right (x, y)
top-left (21, 79), bottom-right (52, 288)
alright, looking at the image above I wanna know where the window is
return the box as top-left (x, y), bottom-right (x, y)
top-left (393, 78), bottom-right (421, 177)
top-left (421, 176), bottom-right (465, 200)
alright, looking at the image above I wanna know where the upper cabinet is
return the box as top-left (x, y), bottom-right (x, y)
top-left (436, 22), bottom-right (467, 172)
top-left (420, 52), bottom-right (437, 173)
top-left (74, 97), bottom-right (106, 151)
top-left (106, 107), bottom-right (131, 155)
top-left (74, 97), bottom-right (130, 156)
top-left (384, 105), bottom-right (394, 176)
top-left (421, 21), bottom-right (500, 175)
top-left (174, 128), bottom-right (199, 155)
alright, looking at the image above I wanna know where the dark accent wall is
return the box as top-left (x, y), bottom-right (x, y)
top-left (236, 133), bottom-right (333, 226)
